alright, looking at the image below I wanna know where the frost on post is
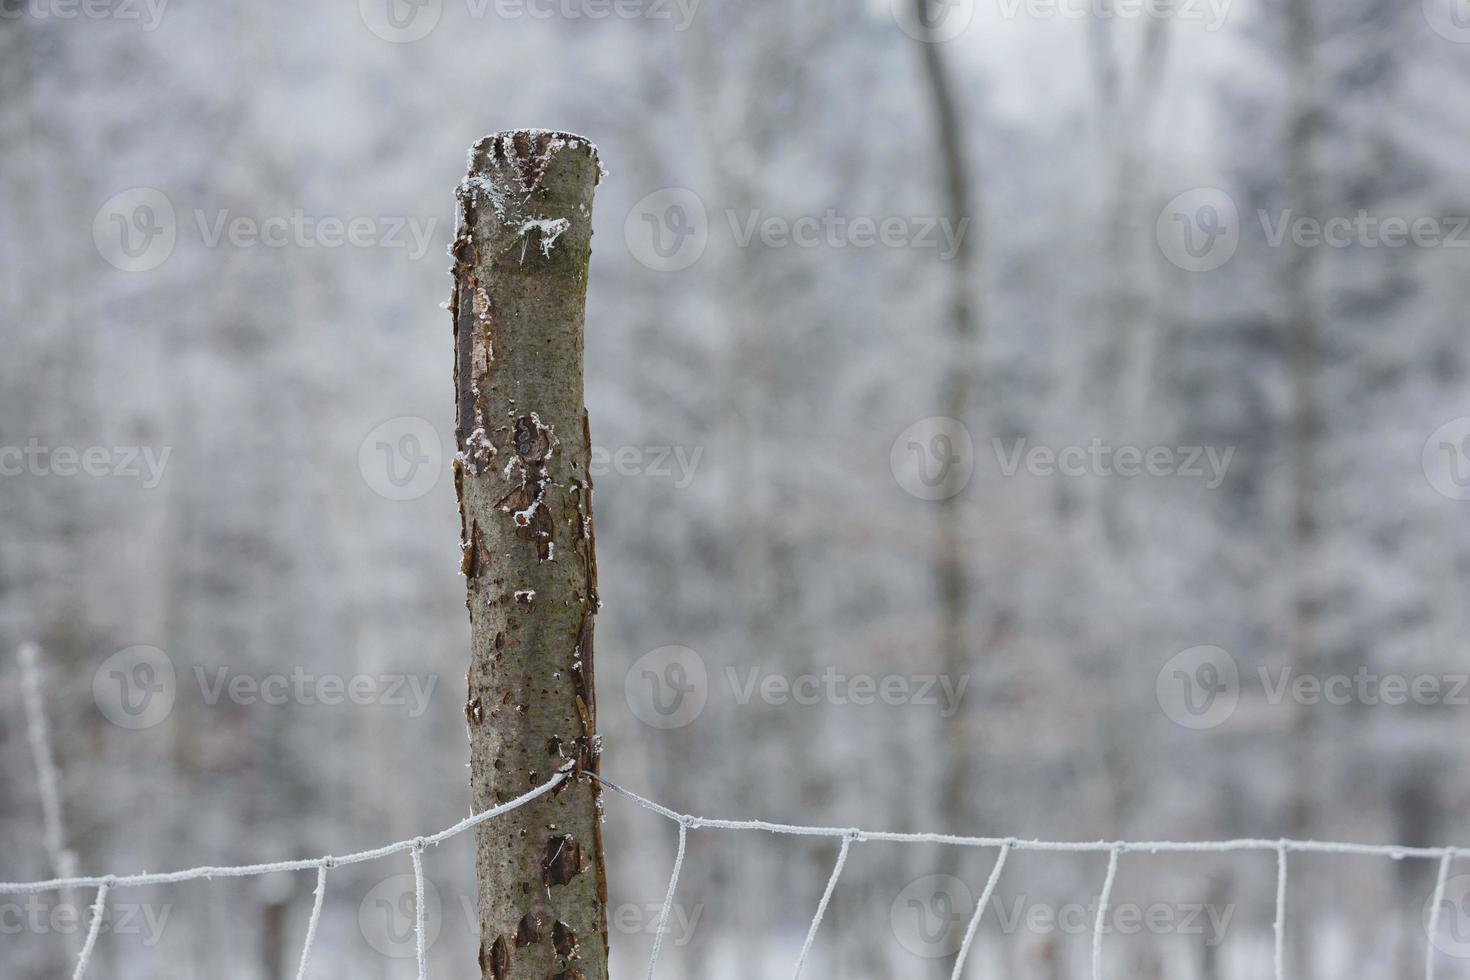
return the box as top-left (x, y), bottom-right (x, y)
top-left (451, 130), bottom-right (609, 980)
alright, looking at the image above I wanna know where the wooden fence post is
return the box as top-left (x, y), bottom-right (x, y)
top-left (451, 130), bottom-right (609, 980)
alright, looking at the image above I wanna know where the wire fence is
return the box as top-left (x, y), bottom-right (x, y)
top-left (1, 762), bottom-right (1463, 980)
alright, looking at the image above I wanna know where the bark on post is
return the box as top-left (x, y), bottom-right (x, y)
top-left (451, 130), bottom-right (609, 980)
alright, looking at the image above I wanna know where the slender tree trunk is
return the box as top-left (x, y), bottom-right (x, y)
top-left (914, 0), bottom-right (985, 834)
top-left (451, 130), bottom-right (610, 980)
top-left (1283, 0), bottom-right (1321, 843)
top-left (1282, 4), bottom-right (1322, 975)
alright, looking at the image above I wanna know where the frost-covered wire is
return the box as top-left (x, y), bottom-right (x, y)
top-left (1426, 848), bottom-right (1456, 980)
top-left (950, 841), bottom-right (1012, 980)
top-left (1092, 846), bottom-right (1121, 980)
top-left (791, 832), bottom-right (856, 980)
top-left (645, 818), bottom-right (689, 980)
top-left (5, 767), bottom-right (1470, 979)
top-left (411, 841), bottom-right (429, 980)
top-left (0, 767), bottom-right (570, 895)
top-left (294, 862), bottom-right (328, 980)
top-left (1274, 842), bottom-right (1288, 980)
top-left (591, 775), bottom-right (1463, 860)
top-left (71, 880), bottom-right (110, 980)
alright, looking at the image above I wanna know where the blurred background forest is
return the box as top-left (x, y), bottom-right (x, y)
top-left (3, 0), bottom-right (1470, 977)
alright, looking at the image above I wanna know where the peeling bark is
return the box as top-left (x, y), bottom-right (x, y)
top-left (452, 129), bottom-right (609, 980)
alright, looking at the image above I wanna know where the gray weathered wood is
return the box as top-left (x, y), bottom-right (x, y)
top-left (451, 130), bottom-right (609, 980)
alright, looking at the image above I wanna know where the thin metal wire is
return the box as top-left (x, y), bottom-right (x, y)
top-left (791, 833), bottom-right (856, 979)
top-left (950, 841), bottom-right (1012, 980)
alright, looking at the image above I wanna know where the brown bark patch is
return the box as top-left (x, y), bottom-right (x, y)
top-left (542, 835), bottom-right (586, 887)
top-left (486, 935), bottom-right (512, 980)
top-left (552, 920), bottom-right (580, 960)
top-left (514, 911), bottom-right (543, 947)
